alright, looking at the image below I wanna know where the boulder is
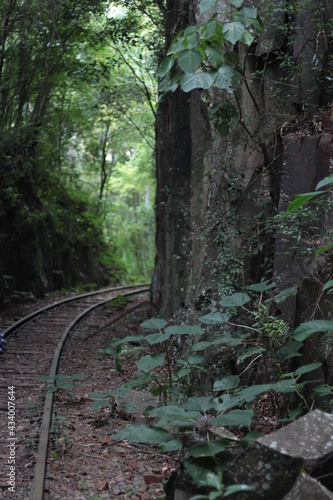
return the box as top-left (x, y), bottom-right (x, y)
top-left (257, 409), bottom-right (333, 469)
top-left (224, 441), bottom-right (303, 499)
top-left (223, 410), bottom-right (333, 498)
top-left (283, 473), bottom-right (333, 500)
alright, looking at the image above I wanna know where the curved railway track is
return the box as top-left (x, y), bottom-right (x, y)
top-left (0, 284), bottom-right (150, 499)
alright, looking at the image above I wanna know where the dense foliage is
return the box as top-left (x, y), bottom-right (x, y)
top-left (0, 0), bottom-right (160, 291)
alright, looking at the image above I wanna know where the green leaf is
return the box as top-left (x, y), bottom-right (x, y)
top-left (271, 285), bottom-right (298, 304)
top-left (241, 384), bottom-right (274, 398)
top-left (184, 25), bottom-right (197, 35)
top-left (176, 359), bottom-right (187, 366)
top-left (150, 405), bottom-right (200, 426)
top-left (219, 336), bottom-right (243, 347)
top-left (185, 31), bottom-right (200, 50)
top-left (229, 0), bottom-right (243, 7)
top-left (220, 292), bottom-right (251, 307)
top-left (159, 68), bottom-right (180, 93)
top-left (224, 485), bottom-right (253, 497)
top-left (110, 335), bottom-right (145, 347)
top-left (176, 367), bottom-right (191, 378)
top-left (278, 340), bottom-right (303, 360)
top-left (167, 33), bottom-right (185, 55)
top-left (206, 46), bottom-right (224, 67)
top-left (188, 440), bottom-right (226, 457)
top-left (165, 325), bottom-right (204, 335)
top-left (151, 385), bottom-right (169, 397)
top-left (216, 389), bottom-right (265, 412)
top-left (185, 461), bottom-right (213, 487)
top-left (178, 50), bottom-right (202, 73)
top-left (183, 396), bottom-right (217, 412)
top-left (145, 332), bottom-right (171, 345)
top-left (323, 279), bottom-right (333, 291)
top-left (213, 375), bottom-right (240, 391)
top-left (232, 6), bottom-right (257, 27)
top-left (180, 72), bottom-right (215, 92)
top-left (205, 472), bottom-right (223, 490)
top-left (136, 353), bottom-right (165, 371)
top-left (200, 19), bottom-right (218, 40)
top-left (160, 439), bottom-right (183, 452)
top-left (191, 337), bottom-right (226, 351)
top-left (279, 406), bottom-right (303, 422)
top-left (211, 409), bottom-right (253, 427)
top-left (312, 384), bottom-right (333, 397)
top-left (47, 386), bottom-right (59, 393)
top-left (293, 320), bottom-right (333, 341)
top-left (241, 432), bottom-right (264, 446)
top-left (158, 57), bottom-right (174, 78)
top-left (199, 312), bottom-right (229, 324)
top-left (295, 362), bottom-right (322, 375)
top-left (209, 101), bottom-right (238, 135)
top-left (113, 425), bottom-right (173, 444)
top-left (273, 378), bottom-right (298, 393)
top-left (316, 175), bottom-right (333, 190)
top-left (249, 16), bottom-right (264, 34)
top-left (119, 402), bottom-right (136, 414)
top-left (90, 399), bottom-right (110, 410)
top-left (316, 241), bottom-right (333, 256)
top-left (222, 22), bottom-right (245, 45)
top-left (188, 353), bottom-right (204, 364)
top-left (248, 280), bottom-right (276, 292)
top-left (199, 0), bottom-right (218, 14)
top-left (213, 66), bottom-right (242, 90)
top-left (286, 192), bottom-right (325, 212)
top-left (141, 318), bottom-right (167, 330)
top-left (239, 29), bottom-right (255, 46)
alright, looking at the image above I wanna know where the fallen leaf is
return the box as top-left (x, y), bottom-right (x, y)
top-left (97, 480), bottom-right (109, 491)
top-left (144, 473), bottom-right (164, 484)
top-left (101, 435), bottom-right (112, 445)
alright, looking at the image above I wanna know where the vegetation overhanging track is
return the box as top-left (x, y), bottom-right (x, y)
top-left (0, 284), bottom-right (149, 499)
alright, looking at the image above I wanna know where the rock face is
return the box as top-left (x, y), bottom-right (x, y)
top-left (152, 0), bottom-right (333, 385)
top-left (153, 0), bottom-right (333, 313)
top-left (223, 410), bottom-right (333, 499)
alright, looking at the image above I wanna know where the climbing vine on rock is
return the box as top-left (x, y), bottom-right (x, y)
top-left (159, 0), bottom-right (263, 133)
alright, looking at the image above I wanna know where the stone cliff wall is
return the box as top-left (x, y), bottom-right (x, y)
top-left (152, 0), bottom-right (333, 338)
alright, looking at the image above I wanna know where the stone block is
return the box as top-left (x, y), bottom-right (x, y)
top-left (283, 473), bottom-right (333, 500)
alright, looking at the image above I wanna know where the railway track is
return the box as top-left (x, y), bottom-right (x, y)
top-left (0, 284), bottom-right (150, 499)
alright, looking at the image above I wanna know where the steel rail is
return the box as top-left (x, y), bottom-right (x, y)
top-left (29, 286), bottom-right (149, 500)
top-left (4, 283), bottom-right (150, 338)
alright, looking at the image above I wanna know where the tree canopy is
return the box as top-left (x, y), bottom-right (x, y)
top-left (0, 0), bottom-right (162, 292)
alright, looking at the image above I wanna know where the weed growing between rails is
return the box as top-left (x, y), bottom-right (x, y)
top-left (39, 373), bottom-right (87, 401)
top-left (90, 281), bottom-right (333, 499)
